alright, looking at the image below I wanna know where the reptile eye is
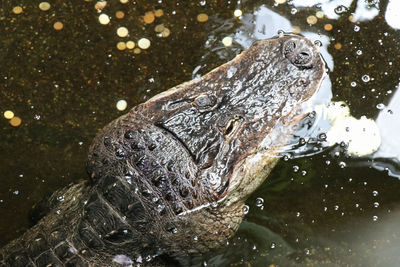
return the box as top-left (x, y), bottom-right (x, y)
top-left (225, 120), bottom-right (235, 135)
top-left (224, 118), bottom-right (241, 135)
top-left (193, 94), bottom-right (216, 109)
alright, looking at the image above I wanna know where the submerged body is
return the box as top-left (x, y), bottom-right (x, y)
top-left (0, 34), bottom-right (325, 266)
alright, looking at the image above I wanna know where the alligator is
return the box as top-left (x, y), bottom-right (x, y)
top-left (0, 34), bottom-right (326, 266)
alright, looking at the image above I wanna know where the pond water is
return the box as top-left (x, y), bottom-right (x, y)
top-left (1, 0), bottom-right (400, 266)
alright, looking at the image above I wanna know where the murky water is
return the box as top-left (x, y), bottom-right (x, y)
top-left (1, 0), bottom-right (400, 266)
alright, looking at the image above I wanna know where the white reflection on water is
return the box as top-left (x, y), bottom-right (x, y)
top-left (373, 82), bottom-right (400, 177)
top-left (385, 0), bottom-right (400, 29)
top-left (234, 6), bottom-right (292, 48)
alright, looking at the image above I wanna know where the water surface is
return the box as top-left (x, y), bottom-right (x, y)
top-left (1, 0), bottom-right (400, 265)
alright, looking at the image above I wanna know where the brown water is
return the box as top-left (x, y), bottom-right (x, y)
top-left (1, 0), bottom-right (400, 266)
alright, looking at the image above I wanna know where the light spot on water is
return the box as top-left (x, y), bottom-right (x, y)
top-left (154, 9), bottom-right (164, 17)
top-left (117, 27), bottom-right (129, 37)
top-left (306, 15), bottom-right (318, 25)
top-left (144, 11), bottom-right (155, 24)
top-left (99, 13), bottom-right (110, 25)
top-left (197, 13), bottom-right (208, 22)
top-left (316, 11), bottom-right (324, 18)
top-left (138, 38), bottom-right (151, 49)
top-left (234, 9), bottom-right (243, 17)
top-left (126, 41), bottom-right (135, 49)
top-left (334, 43), bottom-right (342, 50)
top-left (94, 1), bottom-right (107, 10)
top-left (115, 11), bottom-right (124, 19)
top-left (39, 2), bottom-right (51, 11)
top-left (12, 6), bottom-right (23, 15)
top-left (53, 22), bottom-right (64, 31)
top-left (3, 110), bottom-right (14, 120)
top-left (116, 100), bottom-right (127, 111)
top-left (10, 116), bottom-right (22, 127)
top-left (324, 23), bottom-right (333, 31)
top-left (116, 42), bottom-right (126, 50)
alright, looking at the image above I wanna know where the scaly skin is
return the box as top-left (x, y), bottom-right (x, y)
top-left (0, 34), bottom-right (326, 266)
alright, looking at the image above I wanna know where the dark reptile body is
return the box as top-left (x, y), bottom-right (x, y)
top-left (0, 34), bottom-right (326, 266)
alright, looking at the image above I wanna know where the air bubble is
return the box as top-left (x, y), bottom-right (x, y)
top-left (372, 190), bottom-right (378, 196)
top-left (334, 5), bottom-right (348, 14)
top-left (293, 165), bottom-right (299, 172)
top-left (339, 161), bottom-right (346, 168)
top-left (291, 8), bottom-right (297, 14)
top-left (255, 197), bottom-right (264, 207)
top-left (270, 242), bottom-right (276, 249)
top-left (354, 25), bottom-right (360, 32)
top-left (356, 50), bottom-right (362, 55)
top-left (242, 205), bottom-right (250, 214)
top-left (376, 103), bottom-right (385, 110)
top-left (350, 81), bottom-right (357, 87)
top-left (361, 75), bottom-right (370, 82)
top-left (373, 202), bottom-right (379, 208)
top-left (314, 40), bottom-right (322, 47)
top-left (372, 215), bottom-right (378, 221)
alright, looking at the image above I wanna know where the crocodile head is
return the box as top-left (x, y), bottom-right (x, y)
top-left (87, 34), bottom-right (326, 259)
top-left (144, 34), bottom-right (326, 205)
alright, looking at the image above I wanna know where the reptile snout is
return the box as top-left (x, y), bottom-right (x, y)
top-left (283, 38), bottom-right (314, 69)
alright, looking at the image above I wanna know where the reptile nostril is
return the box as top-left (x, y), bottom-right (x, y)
top-left (283, 38), bottom-right (314, 68)
top-left (296, 51), bottom-right (311, 64)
